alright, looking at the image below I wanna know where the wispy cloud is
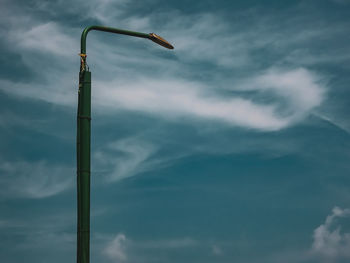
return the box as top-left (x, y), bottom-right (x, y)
top-left (93, 137), bottom-right (158, 182)
top-left (159, 10), bottom-right (350, 68)
top-left (96, 67), bottom-right (324, 131)
top-left (9, 22), bottom-right (76, 56)
top-left (0, 159), bottom-right (74, 199)
top-left (162, 13), bottom-right (251, 67)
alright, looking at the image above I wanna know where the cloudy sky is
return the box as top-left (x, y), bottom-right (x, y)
top-left (1, 0), bottom-right (350, 262)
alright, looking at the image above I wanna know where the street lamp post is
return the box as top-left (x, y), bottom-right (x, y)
top-left (77, 25), bottom-right (173, 263)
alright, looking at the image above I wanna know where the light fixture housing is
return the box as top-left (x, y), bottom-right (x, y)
top-left (149, 33), bottom-right (174, 49)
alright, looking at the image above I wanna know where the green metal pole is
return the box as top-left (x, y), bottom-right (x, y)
top-left (76, 25), bottom-right (173, 263)
top-left (77, 68), bottom-right (91, 263)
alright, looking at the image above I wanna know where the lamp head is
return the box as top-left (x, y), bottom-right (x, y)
top-left (149, 33), bottom-right (174, 49)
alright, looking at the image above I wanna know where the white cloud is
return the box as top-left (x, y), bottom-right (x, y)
top-left (0, 160), bottom-right (74, 199)
top-left (0, 3), bottom-right (77, 57)
top-left (95, 67), bottom-right (323, 131)
top-left (104, 233), bottom-right (127, 262)
top-left (94, 137), bottom-right (157, 182)
top-left (249, 68), bottom-right (325, 122)
top-left (9, 22), bottom-right (77, 56)
top-left (311, 206), bottom-right (350, 262)
top-left (0, 66), bottom-right (325, 133)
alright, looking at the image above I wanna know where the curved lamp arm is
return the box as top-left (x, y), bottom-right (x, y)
top-left (79, 26), bottom-right (173, 72)
top-left (80, 25), bottom-right (174, 55)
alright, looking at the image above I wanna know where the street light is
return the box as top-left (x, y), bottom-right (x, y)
top-left (76, 25), bottom-right (174, 263)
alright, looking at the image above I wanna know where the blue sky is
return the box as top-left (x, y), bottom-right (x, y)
top-left (1, 0), bottom-right (350, 262)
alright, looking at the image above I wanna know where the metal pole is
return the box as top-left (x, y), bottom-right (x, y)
top-left (77, 67), bottom-right (91, 263)
top-left (76, 25), bottom-right (173, 263)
